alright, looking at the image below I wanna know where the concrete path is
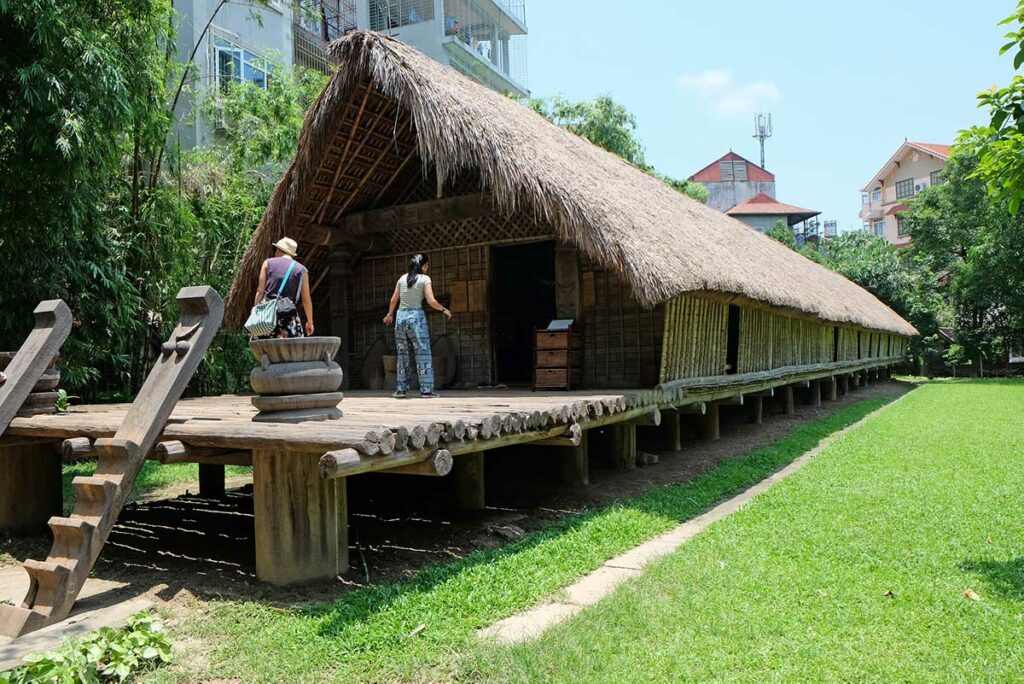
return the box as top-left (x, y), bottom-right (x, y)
top-left (478, 395), bottom-right (906, 644)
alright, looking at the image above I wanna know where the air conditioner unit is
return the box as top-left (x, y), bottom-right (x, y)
top-left (915, 182), bottom-right (927, 192)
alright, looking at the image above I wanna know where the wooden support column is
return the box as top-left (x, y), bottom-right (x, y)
top-left (839, 375), bottom-right (849, 395)
top-left (751, 395), bottom-right (764, 425)
top-left (808, 380), bottom-right (822, 407)
top-left (0, 442), bottom-right (61, 535)
top-left (701, 402), bottom-right (721, 440)
top-left (610, 423), bottom-right (637, 470)
top-left (827, 376), bottom-right (838, 401)
top-left (558, 432), bottom-right (589, 486)
top-left (554, 245), bottom-right (581, 320)
top-left (198, 463), bottom-right (226, 498)
top-left (783, 386), bottom-right (796, 415)
top-left (663, 410), bottom-right (682, 451)
top-left (254, 449), bottom-right (348, 585)
top-left (455, 451), bottom-right (486, 509)
top-left (329, 243), bottom-right (354, 388)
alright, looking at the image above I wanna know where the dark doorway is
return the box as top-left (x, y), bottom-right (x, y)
top-left (726, 305), bottom-right (741, 375)
top-left (833, 327), bottom-right (840, 362)
top-left (491, 240), bottom-right (557, 385)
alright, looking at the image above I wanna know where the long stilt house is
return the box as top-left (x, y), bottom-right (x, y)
top-left (225, 31), bottom-right (915, 389)
top-left (0, 33), bottom-right (917, 637)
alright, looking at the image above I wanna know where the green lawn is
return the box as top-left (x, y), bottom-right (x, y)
top-left (464, 380), bottom-right (1024, 682)
top-left (144, 395), bottom-right (897, 683)
top-left (61, 462), bottom-right (252, 510)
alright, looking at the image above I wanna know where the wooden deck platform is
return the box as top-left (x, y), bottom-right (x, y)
top-left (1, 357), bottom-right (901, 588)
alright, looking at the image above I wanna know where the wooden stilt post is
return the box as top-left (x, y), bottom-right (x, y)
top-left (558, 432), bottom-right (589, 486)
top-left (783, 386), bottom-right (795, 415)
top-left (663, 410), bottom-right (682, 451)
top-left (827, 376), bottom-right (838, 401)
top-left (839, 375), bottom-right (849, 395)
top-left (610, 422), bottom-right (637, 470)
top-left (455, 451), bottom-right (486, 509)
top-left (701, 402), bottom-right (720, 440)
top-left (0, 442), bottom-right (61, 535)
top-left (809, 380), bottom-right (822, 407)
top-left (198, 463), bottom-right (226, 498)
top-left (751, 395), bottom-right (764, 425)
top-left (254, 449), bottom-right (348, 585)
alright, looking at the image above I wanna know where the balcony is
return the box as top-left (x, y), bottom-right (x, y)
top-left (442, 0), bottom-right (528, 96)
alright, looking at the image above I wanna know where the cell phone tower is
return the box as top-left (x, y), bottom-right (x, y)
top-left (753, 113), bottom-right (773, 169)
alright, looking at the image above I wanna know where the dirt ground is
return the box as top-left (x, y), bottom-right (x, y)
top-left (0, 381), bottom-right (912, 612)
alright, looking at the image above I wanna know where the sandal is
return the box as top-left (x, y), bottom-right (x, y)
top-left (392, 390), bottom-right (407, 399)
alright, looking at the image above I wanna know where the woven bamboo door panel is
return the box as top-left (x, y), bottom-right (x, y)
top-left (658, 295), bottom-right (728, 382)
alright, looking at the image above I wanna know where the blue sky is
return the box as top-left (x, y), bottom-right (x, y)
top-left (524, 0), bottom-right (1013, 230)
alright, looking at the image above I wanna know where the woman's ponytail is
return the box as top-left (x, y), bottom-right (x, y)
top-left (407, 253), bottom-right (429, 287)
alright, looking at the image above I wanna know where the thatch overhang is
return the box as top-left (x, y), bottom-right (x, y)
top-left (225, 31), bottom-right (917, 337)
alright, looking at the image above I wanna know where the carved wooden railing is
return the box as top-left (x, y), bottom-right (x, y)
top-left (0, 287), bottom-right (223, 638)
top-left (0, 300), bottom-right (73, 435)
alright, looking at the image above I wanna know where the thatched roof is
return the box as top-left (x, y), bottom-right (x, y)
top-left (225, 31), bottom-right (916, 337)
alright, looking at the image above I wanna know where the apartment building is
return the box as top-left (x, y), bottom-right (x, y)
top-left (859, 140), bottom-right (950, 248)
top-left (172, 0), bottom-right (528, 149)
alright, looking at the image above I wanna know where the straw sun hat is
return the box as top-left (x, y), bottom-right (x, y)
top-left (274, 237), bottom-right (298, 257)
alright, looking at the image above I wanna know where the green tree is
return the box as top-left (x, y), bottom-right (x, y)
top-left (0, 0), bottom-right (173, 389)
top-left (765, 220), bottom-right (797, 249)
top-left (959, 1), bottom-right (1024, 213)
top-left (526, 94), bottom-right (708, 203)
top-left (901, 152), bottom-right (1024, 368)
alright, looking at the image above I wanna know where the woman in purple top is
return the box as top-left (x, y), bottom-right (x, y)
top-left (253, 237), bottom-right (314, 339)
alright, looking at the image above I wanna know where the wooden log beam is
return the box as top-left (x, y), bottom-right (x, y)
top-left (386, 450), bottom-right (454, 477)
top-left (533, 423), bottom-right (582, 447)
top-left (306, 193), bottom-right (495, 244)
top-left (631, 407), bottom-right (662, 427)
top-left (675, 402), bottom-right (707, 415)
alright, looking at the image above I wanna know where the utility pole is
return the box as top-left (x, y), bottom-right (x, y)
top-left (753, 113), bottom-right (773, 169)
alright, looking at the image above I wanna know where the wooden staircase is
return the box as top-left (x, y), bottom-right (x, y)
top-left (0, 300), bottom-right (73, 435)
top-left (0, 286), bottom-right (223, 638)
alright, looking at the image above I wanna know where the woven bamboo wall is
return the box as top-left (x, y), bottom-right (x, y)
top-left (660, 295), bottom-right (906, 383)
top-left (580, 265), bottom-right (664, 387)
top-left (658, 295), bottom-right (729, 381)
top-left (351, 245), bottom-right (493, 388)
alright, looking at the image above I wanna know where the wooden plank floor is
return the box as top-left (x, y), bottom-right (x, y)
top-left (5, 390), bottom-right (643, 456)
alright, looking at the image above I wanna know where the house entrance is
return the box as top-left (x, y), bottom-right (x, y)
top-left (491, 240), bottom-right (557, 385)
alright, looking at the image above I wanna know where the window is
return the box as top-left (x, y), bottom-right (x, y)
top-left (214, 36), bottom-right (269, 92)
top-left (872, 220), bottom-right (885, 237)
top-left (863, 221), bottom-right (871, 232)
top-left (895, 178), bottom-right (915, 199)
top-left (370, 0), bottom-right (434, 31)
top-left (861, 192), bottom-right (869, 205)
top-left (930, 170), bottom-right (945, 187)
top-left (897, 215), bottom-right (909, 237)
top-left (719, 160), bottom-right (748, 182)
top-left (871, 188), bottom-right (882, 202)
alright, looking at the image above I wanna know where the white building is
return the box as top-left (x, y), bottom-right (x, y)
top-left (859, 140), bottom-right (950, 248)
top-left (172, 0), bottom-right (528, 149)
